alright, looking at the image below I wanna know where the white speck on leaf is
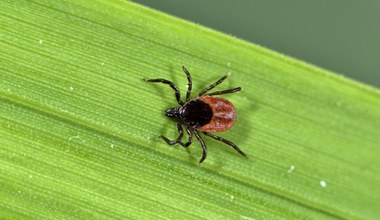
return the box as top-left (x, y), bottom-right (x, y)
top-left (69, 135), bottom-right (85, 142)
top-left (69, 86), bottom-right (74, 91)
top-left (241, 216), bottom-right (255, 220)
top-left (38, 40), bottom-right (43, 44)
top-left (287, 165), bottom-right (295, 173)
top-left (320, 180), bottom-right (327, 188)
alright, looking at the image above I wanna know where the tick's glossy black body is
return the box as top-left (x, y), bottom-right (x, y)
top-left (166, 99), bottom-right (213, 129)
top-left (146, 66), bottom-right (247, 163)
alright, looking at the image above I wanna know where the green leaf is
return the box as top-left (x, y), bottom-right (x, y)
top-left (1, 0), bottom-right (380, 219)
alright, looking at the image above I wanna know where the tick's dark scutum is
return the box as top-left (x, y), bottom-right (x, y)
top-left (181, 99), bottom-right (213, 128)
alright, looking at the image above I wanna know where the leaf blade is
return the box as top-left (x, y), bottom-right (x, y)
top-left (1, 0), bottom-right (380, 219)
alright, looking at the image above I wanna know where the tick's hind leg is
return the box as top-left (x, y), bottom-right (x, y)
top-left (205, 87), bottom-right (241, 96)
top-left (146, 78), bottom-right (183, 105)
top-left (197, 75), bottom-right (228, 97)
top-left (203, 132), bottom-right (247, 157)
top-left (193, 130), bottom-right (207, 163)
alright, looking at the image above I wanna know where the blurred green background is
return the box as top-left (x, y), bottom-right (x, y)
top-left (134, 0), bottom-right (380, 88)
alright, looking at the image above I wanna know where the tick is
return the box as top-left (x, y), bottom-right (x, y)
top-left (146, 66), bottom-right (247, 163)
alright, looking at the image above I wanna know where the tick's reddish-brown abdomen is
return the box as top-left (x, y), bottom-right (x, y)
top-left (197, 96), bottom-right (236, 132)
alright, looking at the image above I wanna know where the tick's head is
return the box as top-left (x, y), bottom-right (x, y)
top-left (164, 107), bottom-right (181, 119)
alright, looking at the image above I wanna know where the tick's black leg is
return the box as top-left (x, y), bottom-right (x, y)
top-left (146, 78), bottom-right (183, 105)
top-left (178, 126), bottom-right (193, 147)
top-left (159, 122), bottom-right (184, 145)
top-left (203, 132), bottom-right (247, 157)
top-left (197, 75), bottom-right (228, 97)
top-left (205, 87), bottom-right (241, 96)
top-left (194, 130), bottom-right (207, 163)
top-left (182, 66), bottom-right (192, 102)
